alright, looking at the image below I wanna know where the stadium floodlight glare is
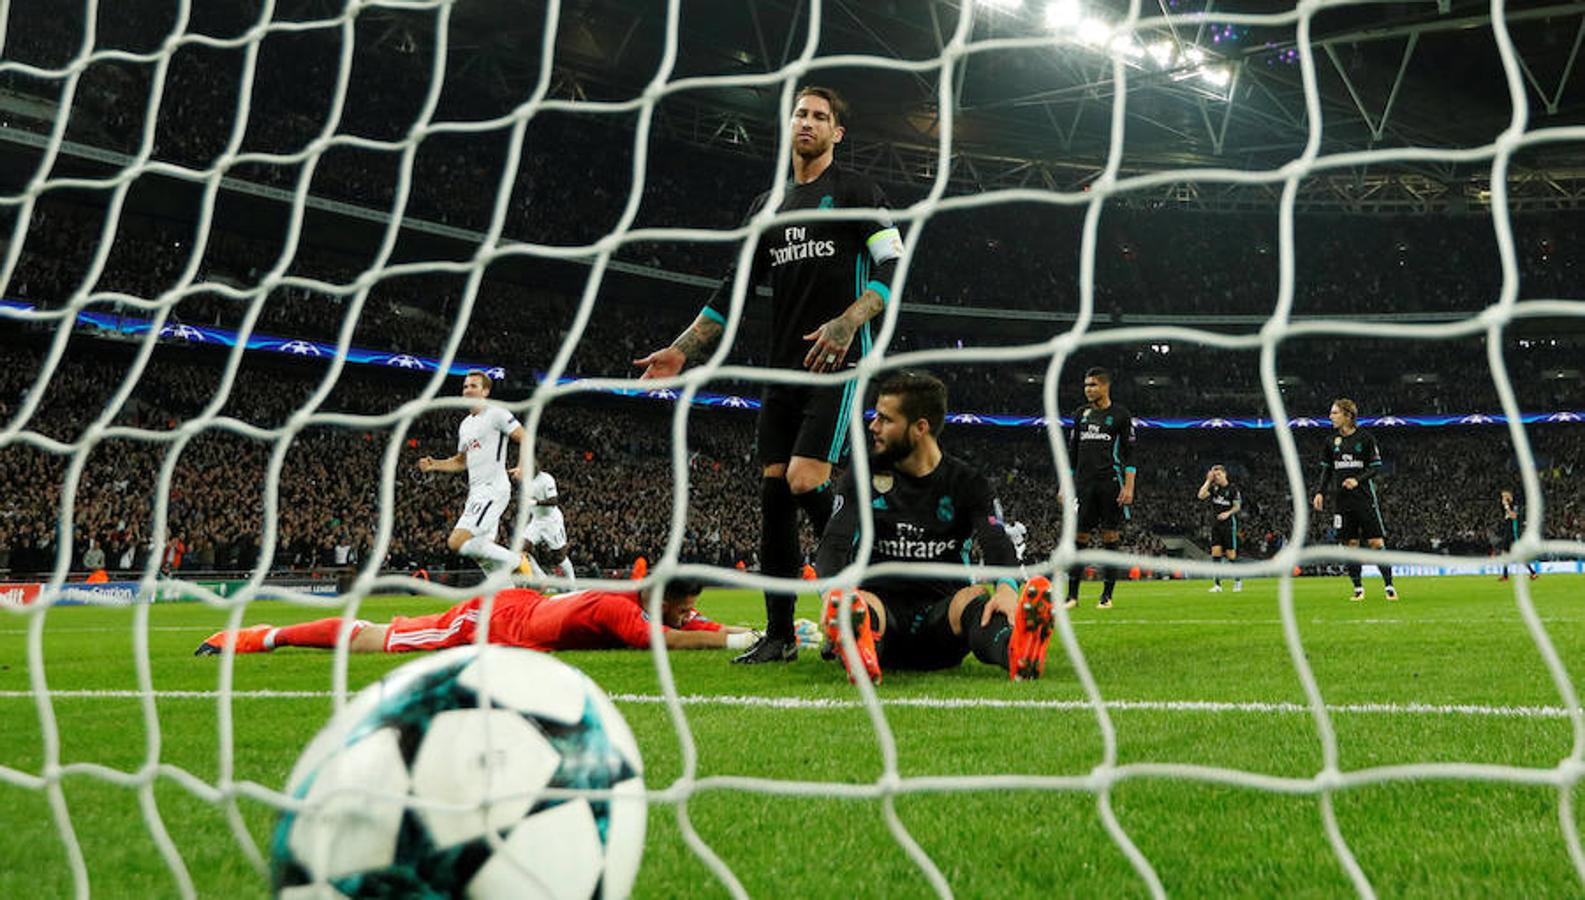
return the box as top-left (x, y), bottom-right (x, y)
top-left (979, 0), bottom-right (1024, 10)
top-left (1110, 34), bottom-right (1145, 60)
top-left (1147, 40), bottom-right (1176, 67)
top-left (1077, 18), bottom-right (1113, 47)
top-left (1043, 0), bottom-right (1082, 30)
top-left (1199, 65), bottom-right (1232, 87)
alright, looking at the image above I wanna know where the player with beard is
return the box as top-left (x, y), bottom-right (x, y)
top-left (812, 372), bottom-right (1055, 684)
top-left (635, 86), bottom-right (904, 665)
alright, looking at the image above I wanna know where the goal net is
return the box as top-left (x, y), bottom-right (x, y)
top-left (0, 0), bottom-right (1581, 896)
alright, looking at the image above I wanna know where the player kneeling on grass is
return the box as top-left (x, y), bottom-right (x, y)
top-left (813, 372), bottom-right (1055, 684)
top-left (194, 580), bottom-right (757, 656)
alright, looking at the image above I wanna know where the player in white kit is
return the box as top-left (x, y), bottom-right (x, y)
top-left (417, 370), bottom-right (531, 576)
top-left (524, 468), bottom-right (578, 585)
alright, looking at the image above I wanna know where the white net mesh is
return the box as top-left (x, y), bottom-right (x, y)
top-left (1, 0), bottom-right (1582, 896)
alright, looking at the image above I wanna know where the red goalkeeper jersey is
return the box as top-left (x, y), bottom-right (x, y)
top-left (494, 588), bottom-right (721, 651)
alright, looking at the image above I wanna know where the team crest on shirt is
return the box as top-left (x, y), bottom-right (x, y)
top-left (1334, 437), bottom-right (1342, 447)
top-left (819, 195), bottom-right (834, 209)
top-left (873, 473), bottom-right (894, 494)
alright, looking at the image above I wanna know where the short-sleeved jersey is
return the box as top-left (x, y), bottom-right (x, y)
top-left (1311, 427), bottom-right (1382, 505)
top-left (527, 471), bottom-right (564, 527)
top-left (815, 454), bottom-right (1017, 596)
top-left (1205, 483), bottom-right (1241, 521)
top-left (1004, 521), bottom-right (1029, 558)
top-left (491, 588), bottom-right (720, 651)
top-left (1068, 401), bottom-right (1137, 484)
top-left (702, 164), bottom-right (902, 370)
top-left (457, 406), bottom-right (521, 492)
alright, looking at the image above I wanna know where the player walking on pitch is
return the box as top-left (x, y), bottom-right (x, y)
top-left (523, 464), bottom-right (578, 585)
top-left (417, 370), bottom-right (533, 578)
top-left (813, 372), bottom-right (1054, 684)
top-left (1198, 465), bottom-right (1242, 592)
top-left (635, 86), bottom-right (903, 664)
top-left (1310, 398), bottom-right (1398, 602)
top-left (1061, 367), bottom-right (1137, 610)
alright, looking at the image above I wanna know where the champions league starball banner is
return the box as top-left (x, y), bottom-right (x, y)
top-left (0, 300), bottom-right (506, 381)
top-left (5, 299), bottom-right (1580, 429)
top-left (589, 381), bottom-right (1584, 430)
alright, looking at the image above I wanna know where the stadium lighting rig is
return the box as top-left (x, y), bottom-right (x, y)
top-left (977, 0), bottom-right (1237, 100)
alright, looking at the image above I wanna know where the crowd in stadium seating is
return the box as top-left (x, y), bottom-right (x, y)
top-left (2, 341), bottom-right (1582, 581)
top-left (10, 198), bottom-right (1583, 426)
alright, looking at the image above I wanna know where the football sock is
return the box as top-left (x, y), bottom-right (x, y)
top-left (1347, 563), bottom-right (1363, 588)
top-left (269, 618), bottom-right (366, 650)
top-left (460, 535), bottom-right (520, 572)
top-left (1380, 564), bottom-right (1395, 588)
top-left (792, 479), bottom-right (835, 535)
top-left (1214, 555), bottom-right (1224, 586)
top-left (761, 476), bottom-right (800, 640)
top-left (557, 557), bottom-right (577, 584)
top-left (1066, 537), bottom-right (1087, 599)
top-left (960, 596), bottom-right (1011, 668)
top-left (1101, 539), bottom-right (1122, 597)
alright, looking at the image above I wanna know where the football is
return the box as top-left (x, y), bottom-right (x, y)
top-left (270, 646), bottom-right (646, 899)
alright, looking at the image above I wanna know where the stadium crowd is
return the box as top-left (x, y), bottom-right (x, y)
top-left (1, 342), bottom-right (1581, 580)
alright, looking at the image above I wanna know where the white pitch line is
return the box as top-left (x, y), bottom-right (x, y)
top-left (0, 689), bottom-right (1577, 720)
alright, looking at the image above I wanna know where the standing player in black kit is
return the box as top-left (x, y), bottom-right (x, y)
top-left (635, 86), bottom-right (904, 663)
top-left (1062, 367), bottom-right (1137, 610)
top-left (1310, 398), bottom-right (1399, 602)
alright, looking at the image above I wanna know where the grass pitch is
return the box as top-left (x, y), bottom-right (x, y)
top-left (1, 575), bottom-right (1581, 898)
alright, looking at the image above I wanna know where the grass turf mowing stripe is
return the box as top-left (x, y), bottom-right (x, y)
top-left (2, 689), bottom-right (1580, 719)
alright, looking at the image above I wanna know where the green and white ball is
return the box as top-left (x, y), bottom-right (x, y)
top-left (271, 646), bottom-right (646, 899)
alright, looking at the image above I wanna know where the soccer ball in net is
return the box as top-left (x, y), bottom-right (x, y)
top-left (270, 646), bottom-right (646, 899)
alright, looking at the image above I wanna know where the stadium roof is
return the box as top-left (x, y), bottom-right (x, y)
top-left (417, 0), bottom-right (1585, 211)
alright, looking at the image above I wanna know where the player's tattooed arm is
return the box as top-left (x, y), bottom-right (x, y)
top-left (671, 315), bottom-right (724, 360)
top-left (635, 315), bottom-right (722, 379)
top-left (804, 289), bottom-right (884, 372)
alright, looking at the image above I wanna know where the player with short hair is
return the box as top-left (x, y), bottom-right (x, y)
top-left (1061, 367), bottom-right (1137, 610)
top-left (1198, 465), bottom-right (1242, 592)
top-left (1310, 398), bottom-right (1398, 602)
top-left (524, 465), bottom-right (578, 585)
top-left (417, 371), bottom-right (533, 578)
top-left (635, 85), bottom-right (904, 665)
top-left (813, 371), bottom-right (1054, 684)
top-left (1498, 489), bottom-right (1538, 581)
top-left (195, 580), bottom-right (756, 655)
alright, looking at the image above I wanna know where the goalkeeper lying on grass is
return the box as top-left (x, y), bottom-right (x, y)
top-left (195, 580), bottom-right (757, 656)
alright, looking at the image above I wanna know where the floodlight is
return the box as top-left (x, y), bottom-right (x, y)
top-left (1077, 18), bottom-right (1112, 46)
top-left (1044, 0), bottom-right (1082, 30)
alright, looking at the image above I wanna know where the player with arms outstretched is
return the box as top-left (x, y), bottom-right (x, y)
top-left (1198, 465), bottom-right (1242, 592)
top-left (1062, 367), bottom-right (1137, 609)
top-left (1310, 398), bottom-right (1398, 602)
top-left (417, 370), bottom-right (533, 577)
top-left (1498, 489), bottom-right (1538, 581)
top-left (813, 372), bottom-right (1054, 684)
top-left (635, 86), bottom-right (904, 665)
top-left (196, 580), bottom-right (756, 655)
